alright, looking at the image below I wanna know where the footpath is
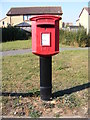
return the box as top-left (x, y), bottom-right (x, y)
top-left (1, 47), bottom-right (88, 56)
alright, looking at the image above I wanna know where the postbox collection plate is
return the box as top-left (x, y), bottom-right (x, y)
top-left (41, 33), bottom-right (50, 46)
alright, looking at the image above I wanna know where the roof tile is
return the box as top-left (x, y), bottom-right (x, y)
top-left (7, 6), bottom-right (63, 16)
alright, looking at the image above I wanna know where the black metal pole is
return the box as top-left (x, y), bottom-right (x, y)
top-left (40, 56), bottom-right (52, 100)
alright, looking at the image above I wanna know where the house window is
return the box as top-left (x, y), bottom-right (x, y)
top-left (79, 23), bottom-right (81, 27)
top-left (24, 15), bottom-right (28, 21)
top-left (23, 15), bottom-right (31, 21)
top-left (2, 21), bottom-right (4, 25)
top-left (27, 15), bottom-right (31, 20)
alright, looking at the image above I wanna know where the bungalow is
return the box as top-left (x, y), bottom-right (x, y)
top-left (76, 7), bottom-right (90, 34)
top-left (0, 6), bottom-right (63, 28)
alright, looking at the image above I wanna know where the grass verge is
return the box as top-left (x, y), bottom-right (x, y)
top-left (2, 39), bottom-right (32, 51)
top-left (1, 39), bottom-right (75, 51)
top-left (2, 50), bottom-right (88, 117)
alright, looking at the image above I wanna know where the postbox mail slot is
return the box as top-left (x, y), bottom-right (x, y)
top-left (37, 22), bottom-right (55, 26)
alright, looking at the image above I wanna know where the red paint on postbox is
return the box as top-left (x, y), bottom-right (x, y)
top-left (30, 15), bottom-right (61, 56)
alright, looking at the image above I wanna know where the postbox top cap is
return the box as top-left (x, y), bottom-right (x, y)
top-left (30, 14), bottom-right (61, 21)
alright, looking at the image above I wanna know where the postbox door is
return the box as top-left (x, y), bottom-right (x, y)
top-left (37, 25), bottom-right (55, 55)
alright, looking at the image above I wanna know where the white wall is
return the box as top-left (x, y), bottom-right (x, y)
top-left (79, 9), bottom-right (88, 29)
top-left (88, 15), bottom-right (90, 33)
top-left (76, 20), bottom-right (80, 26)
top-left (11, 15), bottom-right (23, 26)
top-left (0, 17), bottom-right (8, 27)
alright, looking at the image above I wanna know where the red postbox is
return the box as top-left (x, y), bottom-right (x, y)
top-left (30, 15), bottom-right (61, 56)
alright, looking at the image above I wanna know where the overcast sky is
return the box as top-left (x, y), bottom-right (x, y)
top-left (0, 0), bottom-right (89, 25)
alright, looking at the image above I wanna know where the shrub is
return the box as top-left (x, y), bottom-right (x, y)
top-left (59, 29), bottom-right (90, 47)
top-left (2, 26), bottom-right (31, 42)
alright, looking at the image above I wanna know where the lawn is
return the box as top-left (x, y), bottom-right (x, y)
top-left (2, 49), bottom-right (88, 117)
top-left (1, 39), bottom-right (74, 51)
top-left (2, 39), bottom-right (32, 51)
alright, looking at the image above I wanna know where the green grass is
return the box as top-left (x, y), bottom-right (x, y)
top-left (2, 50), bottom-right (88, 92)
top-left (1, 39), bottom-right (75, 51)
top-left (2, 39), bottom-right (32, 51)
top-left (2, 50), bottom-right (88, 117)
top-left (52, 50), bottom-right (88, 91)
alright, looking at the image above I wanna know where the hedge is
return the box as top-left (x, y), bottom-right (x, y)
top-left (2, 26), bottom-right (90, 47)
top-left (2, 26), bottom-right (30, 42)
top-left (59, 29), bottom-right (90, 47)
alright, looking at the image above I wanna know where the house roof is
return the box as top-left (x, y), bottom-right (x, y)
top-left (7, 6), bottom-right (63, 16)
top-left (85, 7), bottom-right (90, 14)
top-left (68, 26), bottom-right (81, 28)
top-left (79, 7), bottom-right (90, 17)
top-left (15, 22), bottom-right (31, 27)
top-left (76, 19), bottom-right (79, 22)
top-left (0, 17), bottom-right (7, 22)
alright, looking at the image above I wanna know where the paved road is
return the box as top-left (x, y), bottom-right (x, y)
top-left (1, 47), bottom-right (88, 56)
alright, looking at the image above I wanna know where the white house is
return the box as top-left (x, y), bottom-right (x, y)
top-left (76, 7), bottom-right (90, 34)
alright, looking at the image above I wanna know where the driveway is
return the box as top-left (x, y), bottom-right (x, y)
top-left (1, 47), bottom-right (88, 56)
